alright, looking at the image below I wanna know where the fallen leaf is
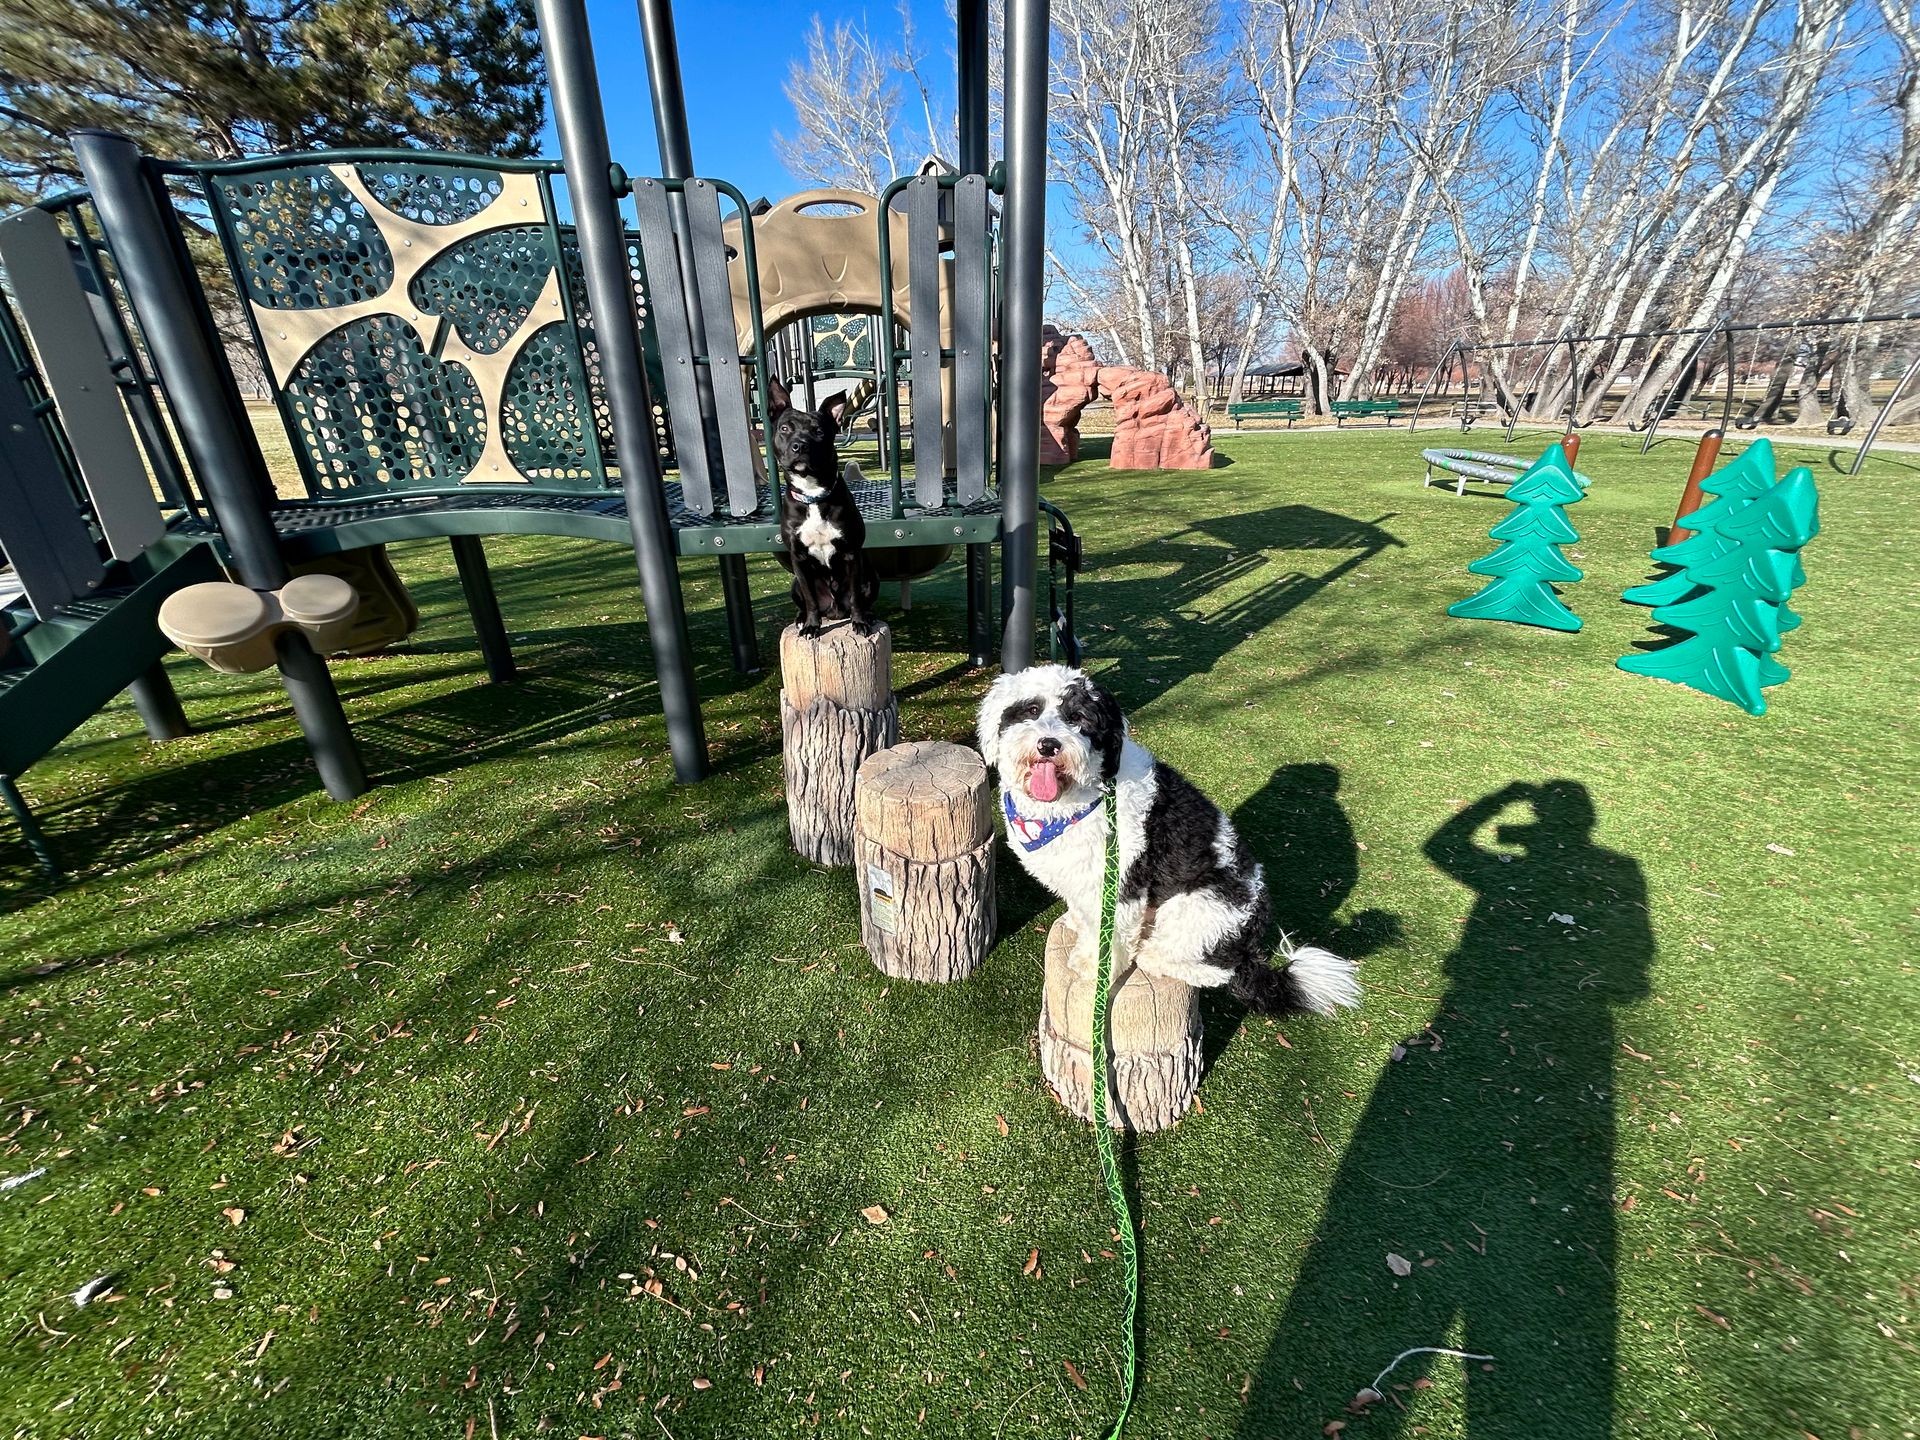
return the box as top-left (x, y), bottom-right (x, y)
top-left (1694, 1304), bottom-right (1731, 1330)
top-left (692, 1377), bottom-right (712, 1391)
top-left (1324, 1422), bottom-right (1347, 1437)
top-left (1765, 843), bottom-right (1795, 856)
top-left (1386, 1252), bottom-right (1413, 1277)
top-left (995, 1115), bottom-right (1009, 1137)
top-left (221, 1206), bottom-right (247, 1227)
top-left (1064, 1359), bottom-right (1088, 1391)
top-left (1022, 1249), bottom-right (1041, 1278)
top-left (860, 1205), bottom-right (889, 1225)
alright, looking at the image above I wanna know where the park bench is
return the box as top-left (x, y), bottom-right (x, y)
top-left (1226, 399), bottom-right (1303, 428)
top-left (1331, 398), bottom-right (1406, 426)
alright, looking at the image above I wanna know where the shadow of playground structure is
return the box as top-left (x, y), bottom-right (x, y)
top-left (1237, 781), bottom-right (1653, 1439)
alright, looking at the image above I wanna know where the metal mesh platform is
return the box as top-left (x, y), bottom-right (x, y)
top-left (175, 476), bottom-right (1002, 559)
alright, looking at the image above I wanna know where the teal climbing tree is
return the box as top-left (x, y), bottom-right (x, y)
top-left (1622, 438), bottom-right (1778, 608)
top-left (1447, 443), bottom-right (1586, 632)
top-left (1617, 467), bottom-right (1819, 715)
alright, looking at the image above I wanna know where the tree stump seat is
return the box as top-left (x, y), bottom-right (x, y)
top-left (1038, 914), bottom-right (1203, 1132)
top-left (780, 622), bottom-right (897, 865)
top-left (855, 741), bottom-right (995, 982)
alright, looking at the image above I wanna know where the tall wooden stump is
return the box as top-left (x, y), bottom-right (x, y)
top-left (780, 623), bottom-right (897, 865)
top-left (855, 742), bottom-right (995, 982)
top-left (1039, 915), bottom-right (1202, 1132)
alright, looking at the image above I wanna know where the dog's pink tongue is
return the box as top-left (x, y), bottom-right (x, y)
top-left (1028, 760), bottom-right (1060, 802)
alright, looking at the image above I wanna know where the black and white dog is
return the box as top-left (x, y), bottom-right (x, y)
top-left (767, 378), bottom-right (878, 637)
top-left (978, 665), bottom-right (1361, 1015)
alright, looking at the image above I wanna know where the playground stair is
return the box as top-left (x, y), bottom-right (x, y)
top-left (1, 540), bottom-right (223, 872)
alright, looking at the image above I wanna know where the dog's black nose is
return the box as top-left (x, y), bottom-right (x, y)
top-left (1036, 737), bottom-right (1061, 757)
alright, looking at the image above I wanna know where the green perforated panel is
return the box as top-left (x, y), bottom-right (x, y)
top-left (503, 323), bottom-right (598, 480)
top-left (810, 313), bottom-right (874, 372)
top-left (411, 227), bottom-right (556, 355)
top-left (358, 166), bottom-right (504, 224)
top-left (284, 315), bottom-right (486, 491)
top-left (211, 170), bottom-right (393, 310)
top-left (203, 156), bottom-right (612, 501)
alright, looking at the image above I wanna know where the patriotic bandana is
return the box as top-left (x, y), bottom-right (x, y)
top-left (1003, 790), bottom-right (1104, 853)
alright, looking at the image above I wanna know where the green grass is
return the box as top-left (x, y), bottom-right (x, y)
top-left (3, 429), bottom-right (1915, 1440)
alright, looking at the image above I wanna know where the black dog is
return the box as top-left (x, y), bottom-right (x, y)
top-left (768, 377), bottom-right (878, 637)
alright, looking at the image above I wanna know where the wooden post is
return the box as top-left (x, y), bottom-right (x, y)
top-left (780, 622), bottom-right (898, 864)
top-left (1667, 431), bottom-right (1724, 545)
top-left (855, 742), bottom-right (995, 982)
top-left (1038, 914), bottom-right (1202, 1133)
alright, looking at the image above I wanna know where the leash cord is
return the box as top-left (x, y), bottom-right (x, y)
top-left (1091, 783), bottom-right (1138, 1438)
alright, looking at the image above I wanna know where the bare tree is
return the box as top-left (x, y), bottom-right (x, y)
top-left (776, 6), bottom-right (949, 193)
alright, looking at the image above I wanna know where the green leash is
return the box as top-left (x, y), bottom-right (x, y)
top-left (1090, 783), bottom-right (1138, 1438)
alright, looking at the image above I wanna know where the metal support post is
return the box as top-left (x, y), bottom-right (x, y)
top-left (535, 0), bottom-right (709, 780)
top-left (996, 0), bottom-right (1049, 673)
top-left (450, 535), bottom-right (517, 683)
top-left (637, 0), bottom-right (760, 676)
top-left (73, 129), bottom-right (368, 800)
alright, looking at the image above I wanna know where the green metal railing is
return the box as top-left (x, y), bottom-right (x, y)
top-left (875, 166), bottom-right (1003, 520)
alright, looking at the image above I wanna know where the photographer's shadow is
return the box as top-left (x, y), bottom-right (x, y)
top-left (1236, 780), bottom-right (1653, 1439)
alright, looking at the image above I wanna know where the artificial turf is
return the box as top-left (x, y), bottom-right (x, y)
top-left (2, 428), bottom-right (1915, 1440)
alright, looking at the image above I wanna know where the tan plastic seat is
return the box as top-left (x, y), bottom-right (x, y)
top-left (159, 575), bottom-right (358, 674)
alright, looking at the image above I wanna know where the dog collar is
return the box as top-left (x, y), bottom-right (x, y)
top-left (1003, 790), bottom-right (1104, 852)
top-left (786, 481), bottom-right (828, 505)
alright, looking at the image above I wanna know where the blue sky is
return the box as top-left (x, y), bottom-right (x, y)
top-left (535, 0), bottom-right (954, 204)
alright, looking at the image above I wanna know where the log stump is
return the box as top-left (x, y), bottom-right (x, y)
top-left (855, 742), bottom-right (995, 982)
top-left (1038, 915), bottom-right (1203, 1132)
top-left (780, 622), bottom-right (898, 865)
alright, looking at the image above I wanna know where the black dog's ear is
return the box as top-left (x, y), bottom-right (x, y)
top-left (816, 390), bottom-right (851, 439)
top-left (766, 375), bottom-right (792, 421)
top-left (1062, 675), bottom-right (1127, 780)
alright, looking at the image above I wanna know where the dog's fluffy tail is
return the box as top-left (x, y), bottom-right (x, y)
top-left (1231, 938), bottom-right (1361, 1016)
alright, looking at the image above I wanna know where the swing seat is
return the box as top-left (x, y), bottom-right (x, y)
top-left (1826, 416), bottom-right (1854, 436)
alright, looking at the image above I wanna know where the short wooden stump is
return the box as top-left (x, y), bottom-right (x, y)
top-left (780, 622), bottom-right (898, 866)
top-left (855, 741), bottom-right (995, 982)
top-left (1039, 915), bottom-right (1203, 1132)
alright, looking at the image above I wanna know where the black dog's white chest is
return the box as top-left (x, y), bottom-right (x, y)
top-left (794, 501), bottom-right (844, 564)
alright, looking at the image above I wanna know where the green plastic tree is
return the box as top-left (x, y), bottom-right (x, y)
top-left (1622, 438), bottom-right (1777, 608)
top-left (1617, 467), bottom-right (1819, 714)
top-left (1447, 443), bottom-right (1586, 632)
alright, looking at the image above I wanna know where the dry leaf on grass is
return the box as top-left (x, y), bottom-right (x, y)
top-left (1386, 1252), bottom-right (1412, 1277)
top-left (1064, 1359), bottom-right (1088, 1391)
top-left (860, 1205), bottom-right (889, 1225)
top-left (1022, 1249), bottom-right (1041, 1278)
top-left (221, 1206), bottom-right (247, 1227)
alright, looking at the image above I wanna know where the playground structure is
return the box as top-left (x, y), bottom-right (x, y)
top-left (0, 0), bottom-right (1063, 866)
